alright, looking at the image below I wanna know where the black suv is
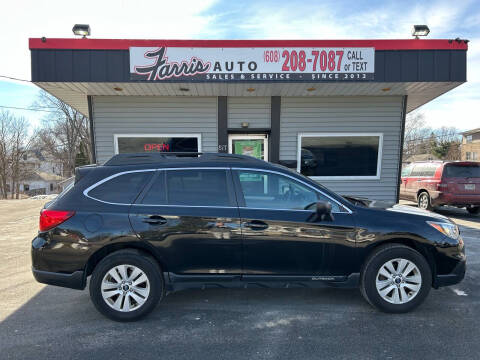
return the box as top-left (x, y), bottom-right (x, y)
top-left (32, 153), bottom-right (466, 321)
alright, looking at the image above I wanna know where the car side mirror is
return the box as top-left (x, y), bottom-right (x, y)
top-left (310, 201), bottom-right (334, 222)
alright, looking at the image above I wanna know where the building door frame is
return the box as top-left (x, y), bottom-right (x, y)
top-left (228, 133), bottom-right (269, 161)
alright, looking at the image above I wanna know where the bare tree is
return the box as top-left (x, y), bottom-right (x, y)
top-left (0, 111), bottom-right (13, 199)
top-left (403, 113), bottom-right (461, 161)
top-left (35, 91), bottom-right (92, 177)
top-left (446, 141), bottom-right (461, 160)
top-left (403, 112), bottom-right (431, 159)
top-left (430, 126), bottom-right (462, 160)
top-left (0, 111), bottom-right (34, 199)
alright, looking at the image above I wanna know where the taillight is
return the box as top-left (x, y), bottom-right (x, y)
top-left (437, 182), bottom-right (448, 191)
top-left (39, 209), bottom-right (75, 232)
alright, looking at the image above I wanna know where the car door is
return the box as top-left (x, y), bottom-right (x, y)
top-left (405, 164), bottom-right (421, 200)
top-left (399, 164), bottom-right (413, 200)
top-left (129, 168), bottom-right (242, 275)
top-left (232, 169), bottom-right (357, 276)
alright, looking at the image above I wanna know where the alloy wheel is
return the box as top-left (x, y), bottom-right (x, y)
top-left (101, 264), bottom-right (150, 312)
top-left (375, 258), bottom-right (422, 304)
top-left (418, 193), bottom-right (429, 209)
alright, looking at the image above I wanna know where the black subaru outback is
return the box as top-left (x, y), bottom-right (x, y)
top-left (32, 153), bottom-right (465, 321)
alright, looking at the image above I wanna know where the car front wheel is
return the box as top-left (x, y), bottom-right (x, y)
top-left (360, 244), bottom-right (431, 313)
top-left (89, 249), bottom-right (164, 321)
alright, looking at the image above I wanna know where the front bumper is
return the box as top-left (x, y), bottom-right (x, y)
top-left (434, 258), bottom-right (466, 288)
top-left (32, 268), bottom-right (86, 290)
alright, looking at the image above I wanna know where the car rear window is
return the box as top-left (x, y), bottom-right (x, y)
top-left (166, 169), bottom-right (231, 206)
top-left (88, 171), bottom-right (153, 204)
top-left (443, 164), bottom-right (480, 178)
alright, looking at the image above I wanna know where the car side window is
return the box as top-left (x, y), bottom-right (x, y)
top-left (141, 171), bottom-right (167, 205)
top-left (410, 164), bottom-right (437, 177)
top-left (401, 164), bottom-right (413, 177)
top-left (235, 170), bottom-right (341, 212)
top-left (166, 169), bottom-right (232, 206)
top-left (88, 171), bottom-right (153, 204)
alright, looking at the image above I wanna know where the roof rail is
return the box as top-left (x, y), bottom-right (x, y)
top-left (103, 152), bottom-right (264, 166)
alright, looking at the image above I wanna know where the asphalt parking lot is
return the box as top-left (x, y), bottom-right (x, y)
top-left (1, 199), bottom-right (479, 360)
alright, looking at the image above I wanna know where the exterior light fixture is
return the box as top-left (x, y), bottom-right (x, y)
top-left (306, 87), bottom-right (316, 92)
top-left (411, 25), bottom-right (430, 39)
top-left (246, 88), bottom-right (255, 92)
top-left (241, 122), bottom-right (249, 128)
top-left (381, 87), bottom-right (391, 92)
top-left (179, 87), bottom-right (190, 92)
top-left (72, 24), bottom-right (91, 38)
top-left (113, 87), bottom-right (123, 92)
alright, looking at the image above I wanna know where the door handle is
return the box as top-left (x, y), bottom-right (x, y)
top-left (245, 220), bottom-right (269, 230)
top-left (142, 215), bottom-right (167, 225)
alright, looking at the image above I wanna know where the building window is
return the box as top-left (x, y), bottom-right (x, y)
top-left (473, 152), bottom-right (478, 160)
top-left (297, 133), bottom-right (383, 179)
top-left (466, 152), bottom-right (471, 160)
top-left (114, 134), bottom-right (201, 154)
top-left (50, 183), bottom-right (54, 191)
top-left (466, 135), bottom-right (473, 143)
top-left (24, 184), bottom-right (30, 191)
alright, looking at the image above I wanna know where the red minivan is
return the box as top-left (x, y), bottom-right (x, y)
top-left (400, 161), bottom-right (480, 214)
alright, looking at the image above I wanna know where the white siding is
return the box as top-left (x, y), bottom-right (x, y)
top-left (228, 97), bottom-right (270, 128)
top-left (93, 96), bottom-right (217, 163)
top-left (280, 96), bottom-right (403, 202)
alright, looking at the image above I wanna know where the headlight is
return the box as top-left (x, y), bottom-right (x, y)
top-left (427, 221), bottom-right (459, 239)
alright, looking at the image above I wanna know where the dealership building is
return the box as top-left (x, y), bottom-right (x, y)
top-left (29, 37), bottom-right (467, 202)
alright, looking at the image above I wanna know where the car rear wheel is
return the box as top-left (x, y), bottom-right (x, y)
top-left (89, 249), bottom-right (164, 321)
top-left (417, 192), bottom-right (432, 211)
top-left (360, 244), bottom-right (431, 313)
top-left (466, 206), bottom-right (480, 215)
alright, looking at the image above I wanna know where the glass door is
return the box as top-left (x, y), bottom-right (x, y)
top-left (228, 134), bottom-right (269, 161)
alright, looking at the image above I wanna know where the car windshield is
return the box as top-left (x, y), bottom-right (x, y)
top-left (443, 164), bottom-right (480, 178)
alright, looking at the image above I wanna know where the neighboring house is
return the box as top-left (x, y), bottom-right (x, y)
top-left (403, 153), bottom-right (440, 164)
top-left (19, 171), bottom-right (65, 196)
top-left (7, 150), bottom-right (66, 197)
top-left (22, 150), bottom-right (64, 177)
top-left (460, 128), bottom-right (480, 161)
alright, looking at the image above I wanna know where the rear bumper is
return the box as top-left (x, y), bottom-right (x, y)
top-left (32, 268), bottom-right (86, 290)
top-left (434, 258), bottom-right (466, 288)
top-left (31, 234), bottom-right (88, 290)
top-left (432, 192), bottom-right (480, 206)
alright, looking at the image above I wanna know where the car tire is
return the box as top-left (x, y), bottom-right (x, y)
top-left (466, 206), bottom-right (480, 215)
top-left (417, 191), bottom-right (432, 211)
top-left (89, 249), bottom-right (164, 322)
top-left (360, 244), bottom-right (432, 313)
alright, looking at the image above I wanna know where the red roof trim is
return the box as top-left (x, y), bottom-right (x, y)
top-left (29, 38), bottom-right (468, 51)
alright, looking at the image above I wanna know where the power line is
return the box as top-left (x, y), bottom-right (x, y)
top-left (0, 105), bottom-right (56, 113)
top-left (0, 75), bottom-right (32, 83)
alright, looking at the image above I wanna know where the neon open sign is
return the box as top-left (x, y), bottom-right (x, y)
top-left (144, 143), bottom-right (170, 151)
top-left (117, 136), bottom-right (199, 154)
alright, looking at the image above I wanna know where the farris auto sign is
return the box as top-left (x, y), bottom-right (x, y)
top-left (129, 46), bottom-right (375, 81)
